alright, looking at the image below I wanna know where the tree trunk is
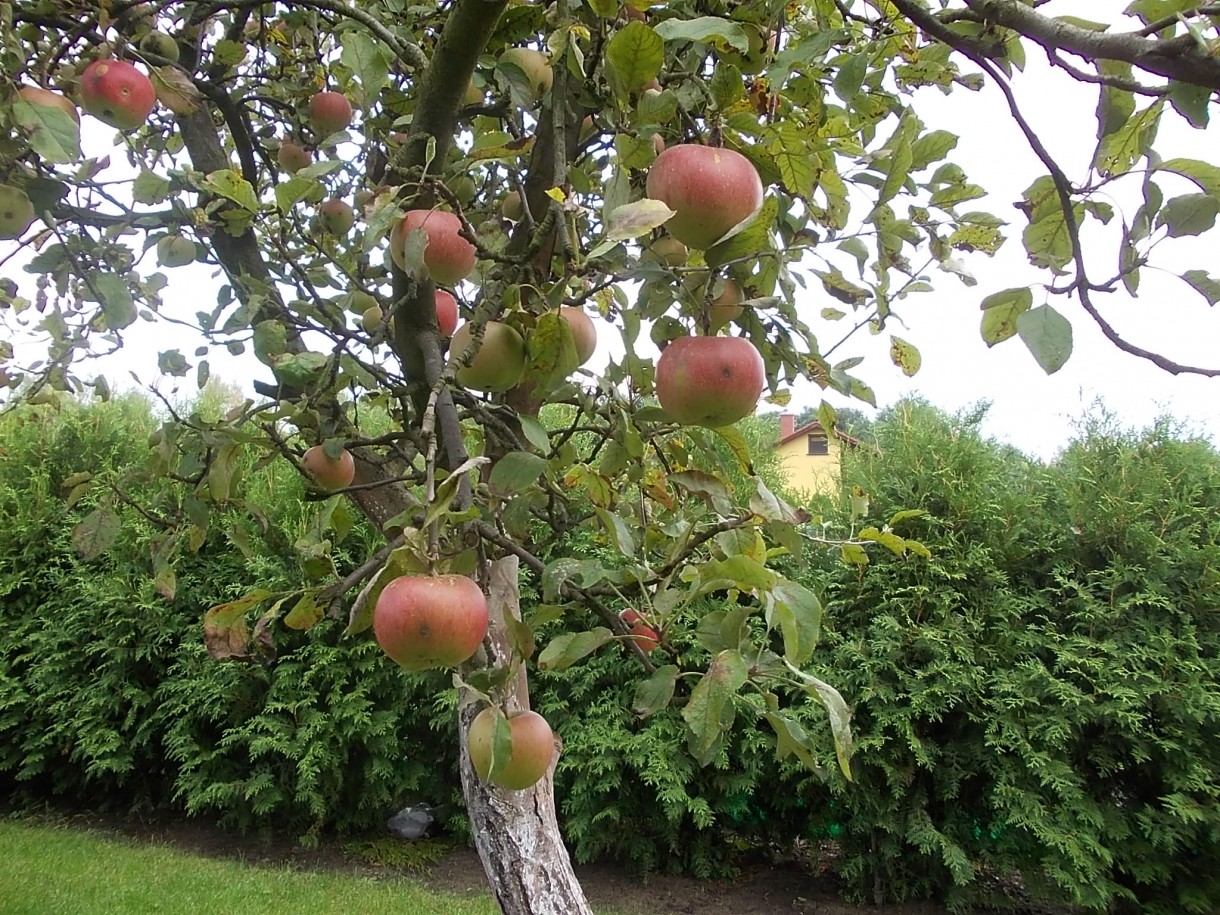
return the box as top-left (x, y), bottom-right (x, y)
top-left (458, 556), bottom-right (592, 915)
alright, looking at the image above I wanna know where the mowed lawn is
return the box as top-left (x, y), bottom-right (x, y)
top-left (0, 820), bottom-right (500, 915)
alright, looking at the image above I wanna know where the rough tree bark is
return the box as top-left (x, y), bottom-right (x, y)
top-left (457, 556), bottom-right (593, 915)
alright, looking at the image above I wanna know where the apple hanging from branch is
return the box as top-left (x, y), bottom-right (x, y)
top-left (373, 574), bottom-right (490, 671)
top-left (646, 144), bottom-right (763, 250)
top-left (301, 445), bottom-right (356, 490)
top-left (468, 707), bottom-right (556, 791)
top-left (450, 321), bottom-right (527, 392)
top-left (655, 335), bottom-right (765, 427)
top-left (389, 209), bottom-right (477, 285)
top-left (79, 59), bottom-right (156, 131)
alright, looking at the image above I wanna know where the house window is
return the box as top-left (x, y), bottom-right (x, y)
top-left (807, 434), bottom-right (829, 455)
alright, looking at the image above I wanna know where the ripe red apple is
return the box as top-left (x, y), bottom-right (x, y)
top-left (646, 144), bottom-right (764, 250)
top-left (620, 608), bottom-right (659, 652)
top-left (435, 289), bottom-right (459, 337)
top-left (277, 140), bottom-right (312, 174)
top-left (373, 574), bottom-right (489, 671)
top-left (498, 48), bottom-right (553, 103)
top-left (450, 321), bottom-right (527, 392)
top-left (708, 278), bottom-right (744, 332)
top-left (655, 335), bottom-right (765, 427)
top-left (301, 444), bottom-right (356, 490)
top-left (17, 86), bottom-right (80, 124)
top-left (79, 59), bottom-right (156, 131)
top-left (0, 185), bottom-right (35, 240)
top-left (319, 198), bottom-right (355, 235)
top-left (468, 707), bottom-right (555, 790)
top-left (309, 90), bottom-right (352, 136)
top-left (558, 306), bottom-right (596, 365)
top-left (390, 209), bottom-right (477, 285)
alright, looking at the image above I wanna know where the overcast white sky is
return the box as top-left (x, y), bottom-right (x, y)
top-left (14, 0), bottom-right (1219, 460)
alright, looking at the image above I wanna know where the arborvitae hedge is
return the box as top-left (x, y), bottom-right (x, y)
top-left (1, 394), bottom-right (1217, 915)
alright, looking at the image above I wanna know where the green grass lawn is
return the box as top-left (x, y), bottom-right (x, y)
top-left (0, 820), bottom-right (500, 915)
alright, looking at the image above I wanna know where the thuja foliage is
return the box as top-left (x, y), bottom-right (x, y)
top-left (0, 394), bottom-right (463, 839)
top-left (798, 400), bottom-right (1220, 912)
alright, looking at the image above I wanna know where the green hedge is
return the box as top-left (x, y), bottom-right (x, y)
top-left (1, 394), bottom-right (1217, 915)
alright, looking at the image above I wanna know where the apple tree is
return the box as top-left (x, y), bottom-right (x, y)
top-left (4, 1), bottom-right (1220, 913)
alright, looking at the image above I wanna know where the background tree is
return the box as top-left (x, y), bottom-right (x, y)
top-left (2, 1), bottom-right (1219, 913)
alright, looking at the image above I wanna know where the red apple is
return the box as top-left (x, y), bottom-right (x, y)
top-left (655, 335), bottom-right (765, 427)
top-left (708, 278), bottom-right (744, 332)
top-left (79, 59), bottom-right (156, 131)
top-left (277, 140), bottom-right (312, 174)
top-left (17, 86), bottom-right (80, 124)
top-left (435, 289), bottom-right (459, 337)
top-left (558, 306), bottom-right (596, 365)
top-left (373, 574), bottom-right (489, 671)
top-left (646, 144), bottom-right (764, 250)
top-left (301, 444), bottom-right (356, 490)
top-left (390, 209), bottom-right (477, 285)
top-left (468, 707), bottom-right (555, 791)
top-left (309, 90), bottom-right (352, 136)
top-left (620, 608), bottom-right (659, 652)
top-left (319, 198), bottom-right (355, 235)
top-left (450, 321), bottom-right (527, 392)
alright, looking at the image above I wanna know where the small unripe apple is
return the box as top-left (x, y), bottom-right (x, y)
top-left (79, 59), bottom-right (157, 131)
top-left (558, 306), bottom-right (597, 365)
top-left (0, 185), bottom-right (36, 240)
top-left (301, 444), bottom-right (356, 489)
top-left (620, 608), bottom-right (659, 652)
top-left (319, 198), bottom-right (355, 235)
top-left (139, 31), bottom-right (180, 63)
top-left (708, 278), bottom-right (744, 332)
top-left (655, 335), bottom-right (765, 427)
top-left (450, 321), bottom-right (527, 392)
top-left (277, 140), bottom-right (312, 174)
top-left (645, 235), bottom-right (688, 267)
top-left (498, 48), bottom-right (553, 103)
top-left (309, 90), bottom-right (353, 136)
top-left (17, 86), bottom-right (80, 124)
top-left (502, 190), bottom-right (524, 222)
top-left (361, 304), bottom-right (384, 331)
top-left (389, 209), bottom-right (477, 285)
top-left (435, 289), bottom-right (459, 337)
top-left (156, 235), bottom-right (196, 267)
top-left (641, 78), bottom-right (662, 93)
top-left (646, 144), bottom-right (764, 250)
top-left (374, 574), bottom-right (489, 671)
top-left (348, 290), bottom-right (378, 313)
top-left (450, 174), bottom-right (477, 207)
top-left (468, 707), bottom-right (555, 791)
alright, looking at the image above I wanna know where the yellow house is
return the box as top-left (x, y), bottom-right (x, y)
top-left (772, 413), bottom-right (857, 495)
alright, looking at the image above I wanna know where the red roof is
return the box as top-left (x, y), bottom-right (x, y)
top-left (775, 420), bottom-right (860, 448)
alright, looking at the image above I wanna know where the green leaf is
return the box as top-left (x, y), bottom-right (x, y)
top-left (518, 415), bottom-right (551, 454)
top-left (537, 627), bottom-right (615, 671)
top-left (92, 273), bottom-right (135, 330)
top-left (770, 577), bottom-right (821, 665)
top-left (275, 176), bottom-right (325, 212)
top-left (606, 198), bottom-right (675, 240)
top-left (669, 470), bottom-right (734, 516)
top-left (489, 451), bottom-right (547, 492)
top-left (271, 351), bottom-right (329, 387)
top-left (157, 350), bottom-right (189, 377)
top-left (633, 665), bottom-right (680, 718)
top-left (132, 169), bottom-right (171, 205)
top-left (72, 508), bottom-right (120, 561)
top-left (202, 169), bottom-right (259, 212)
top-left (652, 16), bottom-right (748, 51)
top-left (695, 555), bottom-right (777, 596)
top-left (1168, 80), bottom-right (1211, 128)
top-left (13, 98), bottom-right (80, 164)
top-left (979, 286), bottom-right (1032, 347)
top-left (1181, 269), bottom-right (1220, 305)
top-left (340, 32), bottom-right (390, 104)
top-left (800, 672), bottom-right (853, 780)
top-left (606, 21), bottom-right (664, 93)
top-left (888, 335), bottom-right (921, 377)
top-left (859, 526), bottom-right (908, 555)
top-left (283, 590), bottom-right (324, 630)
top-left (841, 543), bottom-right (869, 566)
top-left (765, 710), bottom-right (824, 775)
top-left (1095, 62), bottom-right (1136, 141)
top-left (486, 709), bottom-right (515, 784)
top-left (1157, 193), bottom-right (1220, 237)
top-left (1156, 157), bottom-right (1220, 196)
top-left (525, 311), bottom-right (580, 394)
top-left (909, 129), bottom-right (958, 171)
top-left (871, 111), bottom-right (918, 215)
top-left (833, 53), bottom-right (867, 103)
top-left (1017, 304), bottom-right (1074, 374)
top-left (682, 650), bottom-right (749, 766)
top-left (423, 455), bottom-right (489, 530)
top-left (705, 196), bottom-right (778, 269)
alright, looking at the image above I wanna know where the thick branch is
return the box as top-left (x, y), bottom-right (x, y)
top-left (962, 0), bottom-right (1220, 90)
